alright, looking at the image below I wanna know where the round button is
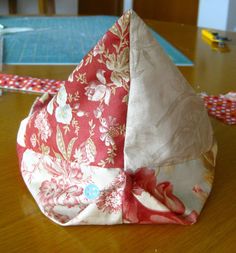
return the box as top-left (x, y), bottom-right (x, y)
top-left (84, 184), bottom-right (100, 200)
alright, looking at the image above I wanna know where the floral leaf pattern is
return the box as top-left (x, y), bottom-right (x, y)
top-left (34, 108), bottom-right (52, 142)
top-left (73, 138), bottom-right (96, 166)
top-left (56, 125), bottom-right (67, 160)
top-left (67, 137), bottom-right (77, 160)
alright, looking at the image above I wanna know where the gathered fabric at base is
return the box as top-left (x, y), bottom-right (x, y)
top-left (17, 10), bottom-right (217, 226)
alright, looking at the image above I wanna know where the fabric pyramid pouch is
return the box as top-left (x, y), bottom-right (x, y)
top-left (17, 11), bottom-right (217, 225)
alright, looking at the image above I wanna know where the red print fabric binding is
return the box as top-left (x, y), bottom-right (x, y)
top-left (0, 73), bottom-right (64, 94)
top-left (200, 92), bottom-right (236, 125)
top-left (16, 11), bottom-right (217, 226)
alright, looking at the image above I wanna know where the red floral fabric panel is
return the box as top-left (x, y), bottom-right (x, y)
top-left (24, 14), bottom-right (130, 169)
top-left (123, 168), bottom-right (198, 224)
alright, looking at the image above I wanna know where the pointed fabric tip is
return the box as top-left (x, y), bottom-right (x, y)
top-left (124, 11), bottom-right (214, 170)
top-left (17, 11), bottom-right (216, 226)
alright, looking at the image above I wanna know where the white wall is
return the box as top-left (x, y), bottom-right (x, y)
top-left (0, 0), bottom-right (9, 14)
top-left (198, 0), bottom-right (236, 31)
top-left (198, 0), bottom-right (230, 30)
top-left (0, 0), bottom-right (78, 15)
top-left (0, 0), bottom-right (133, 15)
top-left (227, 0), bottom-right (236, 31)
top-left (56, 0), bottom-right (77, 15)
top-left (123, 0), bottom-right (133, 11)
top-left (17, 0), bottom-right (38, 14)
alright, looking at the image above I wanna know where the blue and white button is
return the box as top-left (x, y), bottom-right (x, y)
top-left (84, 184), bottom-right (100, 200)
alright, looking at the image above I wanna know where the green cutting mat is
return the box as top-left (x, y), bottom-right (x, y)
top-left (0, 16), bottom-right (193, 66)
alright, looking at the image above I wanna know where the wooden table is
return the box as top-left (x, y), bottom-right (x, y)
top-left (0, 20), bottom-right (236, 253)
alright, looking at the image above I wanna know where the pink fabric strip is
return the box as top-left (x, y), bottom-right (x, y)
top-left (0, 73), bottom-right (64, 94)
top-left (200, 93), bottom-right (236, 125)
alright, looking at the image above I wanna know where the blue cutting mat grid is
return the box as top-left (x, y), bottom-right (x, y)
top-left (0, 16), bottom-right (193, 66)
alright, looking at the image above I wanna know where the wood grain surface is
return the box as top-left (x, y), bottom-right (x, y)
top-left (133, 0), bottom-right (199, 25)
top-left (78, 0), bottom-right (123, 16)
top-left (0, 20), bottom-right (236, 253)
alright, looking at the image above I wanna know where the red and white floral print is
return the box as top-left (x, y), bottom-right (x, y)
top-left (85, 70), bottom-right (111, 105)
top-left (97, 190), bottom-right (122, 213)
top-left (122, 167), bottom-right (198, 225)
top-left (34, 108), bottom-right (52, 142)
top-left (39, 178), bottom-right (62, 205)
top-left (99, 116), bottom-right (120, 147)
top-left (30, 133), bottom-right (37, 147)
top-left (93, 104), bottom-right (104, 119)
top-left (17, 11), bottom-right (216, 226)
top-left (20, 148), bottom-right (124, 224)
top-left (73, 138), bottom-right (96, 165)
top-left (55, 86), bottom-right (73, 124)
top-left (106, 47), bottom-right (129, 88)
top-left (23, 9), bottom-right (130, 169)
top-left (97, 174), bottom-right (124, 213)
top-left (68, 59), bottom-right (84, 83)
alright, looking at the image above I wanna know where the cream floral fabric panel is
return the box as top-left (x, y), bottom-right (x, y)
top-left (124, 12), bottom-right (213, 170)
top-left (21, 149), bottom-right (125, 225)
